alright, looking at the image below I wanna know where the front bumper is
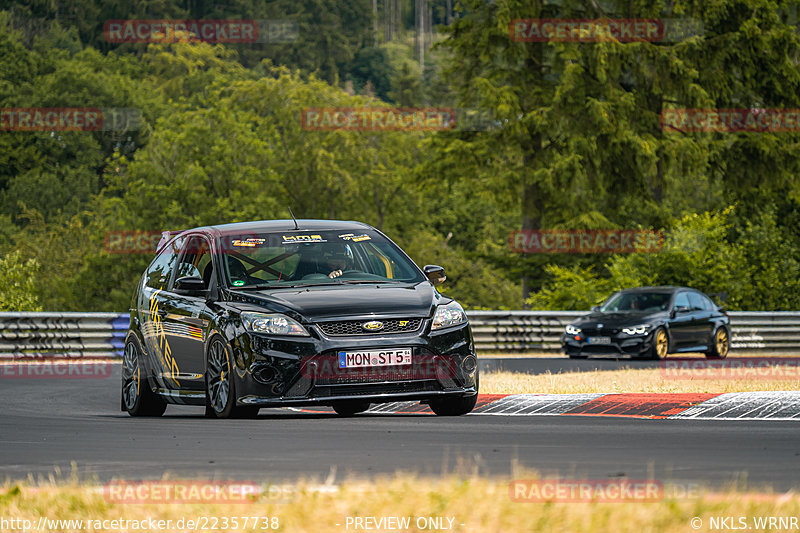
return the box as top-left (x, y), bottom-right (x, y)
top-left (232, 320), bottom-right (477, 407)
top-left (561, 331), bottom-right (654, 358)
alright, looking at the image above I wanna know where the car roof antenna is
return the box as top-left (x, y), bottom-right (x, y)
top-left (288, 207), bottom-right (299, 230)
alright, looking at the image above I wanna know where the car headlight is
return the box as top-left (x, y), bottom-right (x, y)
top-left (431, 301), bottom-right (468, 330)
top-left (622, 324), bottom-right (650, 336)
top-left (565, 324), bottom-right (581, 335)
top-left (241, 312), bottom-right (309, 336)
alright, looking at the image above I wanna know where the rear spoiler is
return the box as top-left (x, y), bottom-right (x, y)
top-left (155, 230), bottom-right (185, 253)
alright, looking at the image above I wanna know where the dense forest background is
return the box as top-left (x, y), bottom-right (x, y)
top-left (1, 0), bottom-right (800, 312)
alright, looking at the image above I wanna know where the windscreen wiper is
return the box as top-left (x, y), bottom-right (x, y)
top-left (339, 280), bottom-right (397, 284)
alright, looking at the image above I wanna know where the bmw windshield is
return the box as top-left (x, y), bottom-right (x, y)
top-left (600, 292), bottom-right (672, 313)
top-left (217, 229), bottom-right (426, 288)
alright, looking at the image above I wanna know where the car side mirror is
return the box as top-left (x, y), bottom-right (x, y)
top-left (671, 305), bottom-right (690, 318)
top-left (423, 265), bottom-right (446, 285)
top-left (174, 276), bottom-right (207, 295)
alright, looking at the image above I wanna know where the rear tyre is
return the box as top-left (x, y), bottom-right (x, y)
top-left (121, 339), bottom-right (167, 417)
top-left (648, 327), bottom-right (669, 360)
top-left (206, 337), bottom-right (260, 419)
top-left (705, 327), bottom-right (730, 359)
top-left (331, 400), bottom-right (371, 416)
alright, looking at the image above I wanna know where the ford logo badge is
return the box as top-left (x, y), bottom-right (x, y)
top-left (362, 321), bottom-right (384, 331)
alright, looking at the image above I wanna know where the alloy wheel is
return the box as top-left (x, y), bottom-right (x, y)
top-left (121, 341), bottom-right (141, 410)
top-left (207, 340), bottom-right (231, 413)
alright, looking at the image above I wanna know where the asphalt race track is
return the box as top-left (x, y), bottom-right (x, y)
top-left (1, 363), bottom-right (799, 490)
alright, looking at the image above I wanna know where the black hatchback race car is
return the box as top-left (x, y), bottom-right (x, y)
top-left (121, 220), bottom-right (478, 418)
top-left (561, 286), bottom-right (731, 360)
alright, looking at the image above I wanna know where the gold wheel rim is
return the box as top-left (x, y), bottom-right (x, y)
top-left (716, 329), bottom-right (729, 356)
top-left (656, 330), bottom-right (668, 358)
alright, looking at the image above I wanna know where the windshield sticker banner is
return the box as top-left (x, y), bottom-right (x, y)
top-left (339, 233), bottom-right (371, 242)
top-left (282, 234), bottom-right (326, 245)
top-left (231, 238), bottom-right (265, 248)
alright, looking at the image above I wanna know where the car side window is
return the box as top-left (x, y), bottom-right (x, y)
top-left (687, 292), bottom-right (705, 311)
top-left (699, 294), bottom-right (715, 310)
top-left (144, 236), bottom-right (183, 289)
top-left (673, 292), bottom-right (690, 309)
top-left (175, 235), bottom-right (214, 288)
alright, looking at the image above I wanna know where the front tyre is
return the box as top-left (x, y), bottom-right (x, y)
top-left (706, 327), bottom-right (730, 359)
top-left (121, 339), bottom-right (167, 417)
top-left (648, 327), bottom-right (669, 360)
top-left (206, 337), bottom-right (259, 419)
top-left (429, 372), bottom-right (479, 416)
top-left (331, 400), bottom-right (371, 416)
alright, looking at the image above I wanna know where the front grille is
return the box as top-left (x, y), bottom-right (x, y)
top-left (312, 380), bottom-right (441, 397)
top-left (317, 318), bottom-right (423, 336)
top-left (582, 328), bottom-right (620, 336)
top-left (581, 344), bottom-right (621, 354)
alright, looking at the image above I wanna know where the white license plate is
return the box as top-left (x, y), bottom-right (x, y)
top-left (588, 336), bottom-right (611, 345)
top-left (337, 349), bottom-right (412, 369)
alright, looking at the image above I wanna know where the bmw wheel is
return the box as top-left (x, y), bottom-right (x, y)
top-left (648, 327), bottom-right (669, 360)
top-left (706, 327), bottom-right (730, 359)
top-left (205, 337), bottom-right (259, 419)
top-left (121, 338), bottom-right (167, 417)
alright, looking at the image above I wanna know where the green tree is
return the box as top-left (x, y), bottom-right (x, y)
top-left (0, 250), bottom-right (41, 311)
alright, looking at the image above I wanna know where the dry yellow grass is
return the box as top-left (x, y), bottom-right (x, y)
top-left (1, 476), bottom-right (799, 533)
top-left (481, 367), bottom-right (800, 394)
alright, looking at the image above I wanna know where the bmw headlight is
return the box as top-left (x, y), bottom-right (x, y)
top-left (622, 324), bottom-right (650, 336)
top-left (241, 312), bottom-right (309, 336)
top-left (565, 324), bottom-right (581, 335)
top-left (431, 301), bottom-right (468, 330)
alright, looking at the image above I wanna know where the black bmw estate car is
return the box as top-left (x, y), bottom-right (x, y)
top-left (561, 286), bottom-right (730, 360)
top-left (122, 220), bottom-right (478, 418)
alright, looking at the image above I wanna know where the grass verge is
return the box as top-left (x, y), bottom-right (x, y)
top-left (1, 476), bottom-right (798, 533)
top-left (481, 367), bottom-right (800, 394)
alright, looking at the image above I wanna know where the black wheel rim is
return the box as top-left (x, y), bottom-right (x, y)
top-left (122, 342), bottom-right (140, 410)
top-left (207, 341), bottom-right (230, 413)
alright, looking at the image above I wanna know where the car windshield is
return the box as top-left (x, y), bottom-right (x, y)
top-left (600, 292), bottom-right (671, 313)
top-left (217, 229), bottom-right (426, 288)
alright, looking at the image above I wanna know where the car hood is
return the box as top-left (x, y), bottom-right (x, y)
top-left (572, 310), bottom-right (668, 328)
top-left (227, 282), bottom-right (442, 321)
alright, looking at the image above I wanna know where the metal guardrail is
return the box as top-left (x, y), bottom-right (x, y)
top-left (1, 311), bottom-right (799, 359)
top-left (0, 312), bottom-right (127, 359)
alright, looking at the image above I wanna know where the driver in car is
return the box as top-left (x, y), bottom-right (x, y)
top-left (324, 243), bottom-right (352, 278)
top-left (327, 253), bottom-right (348, 278)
